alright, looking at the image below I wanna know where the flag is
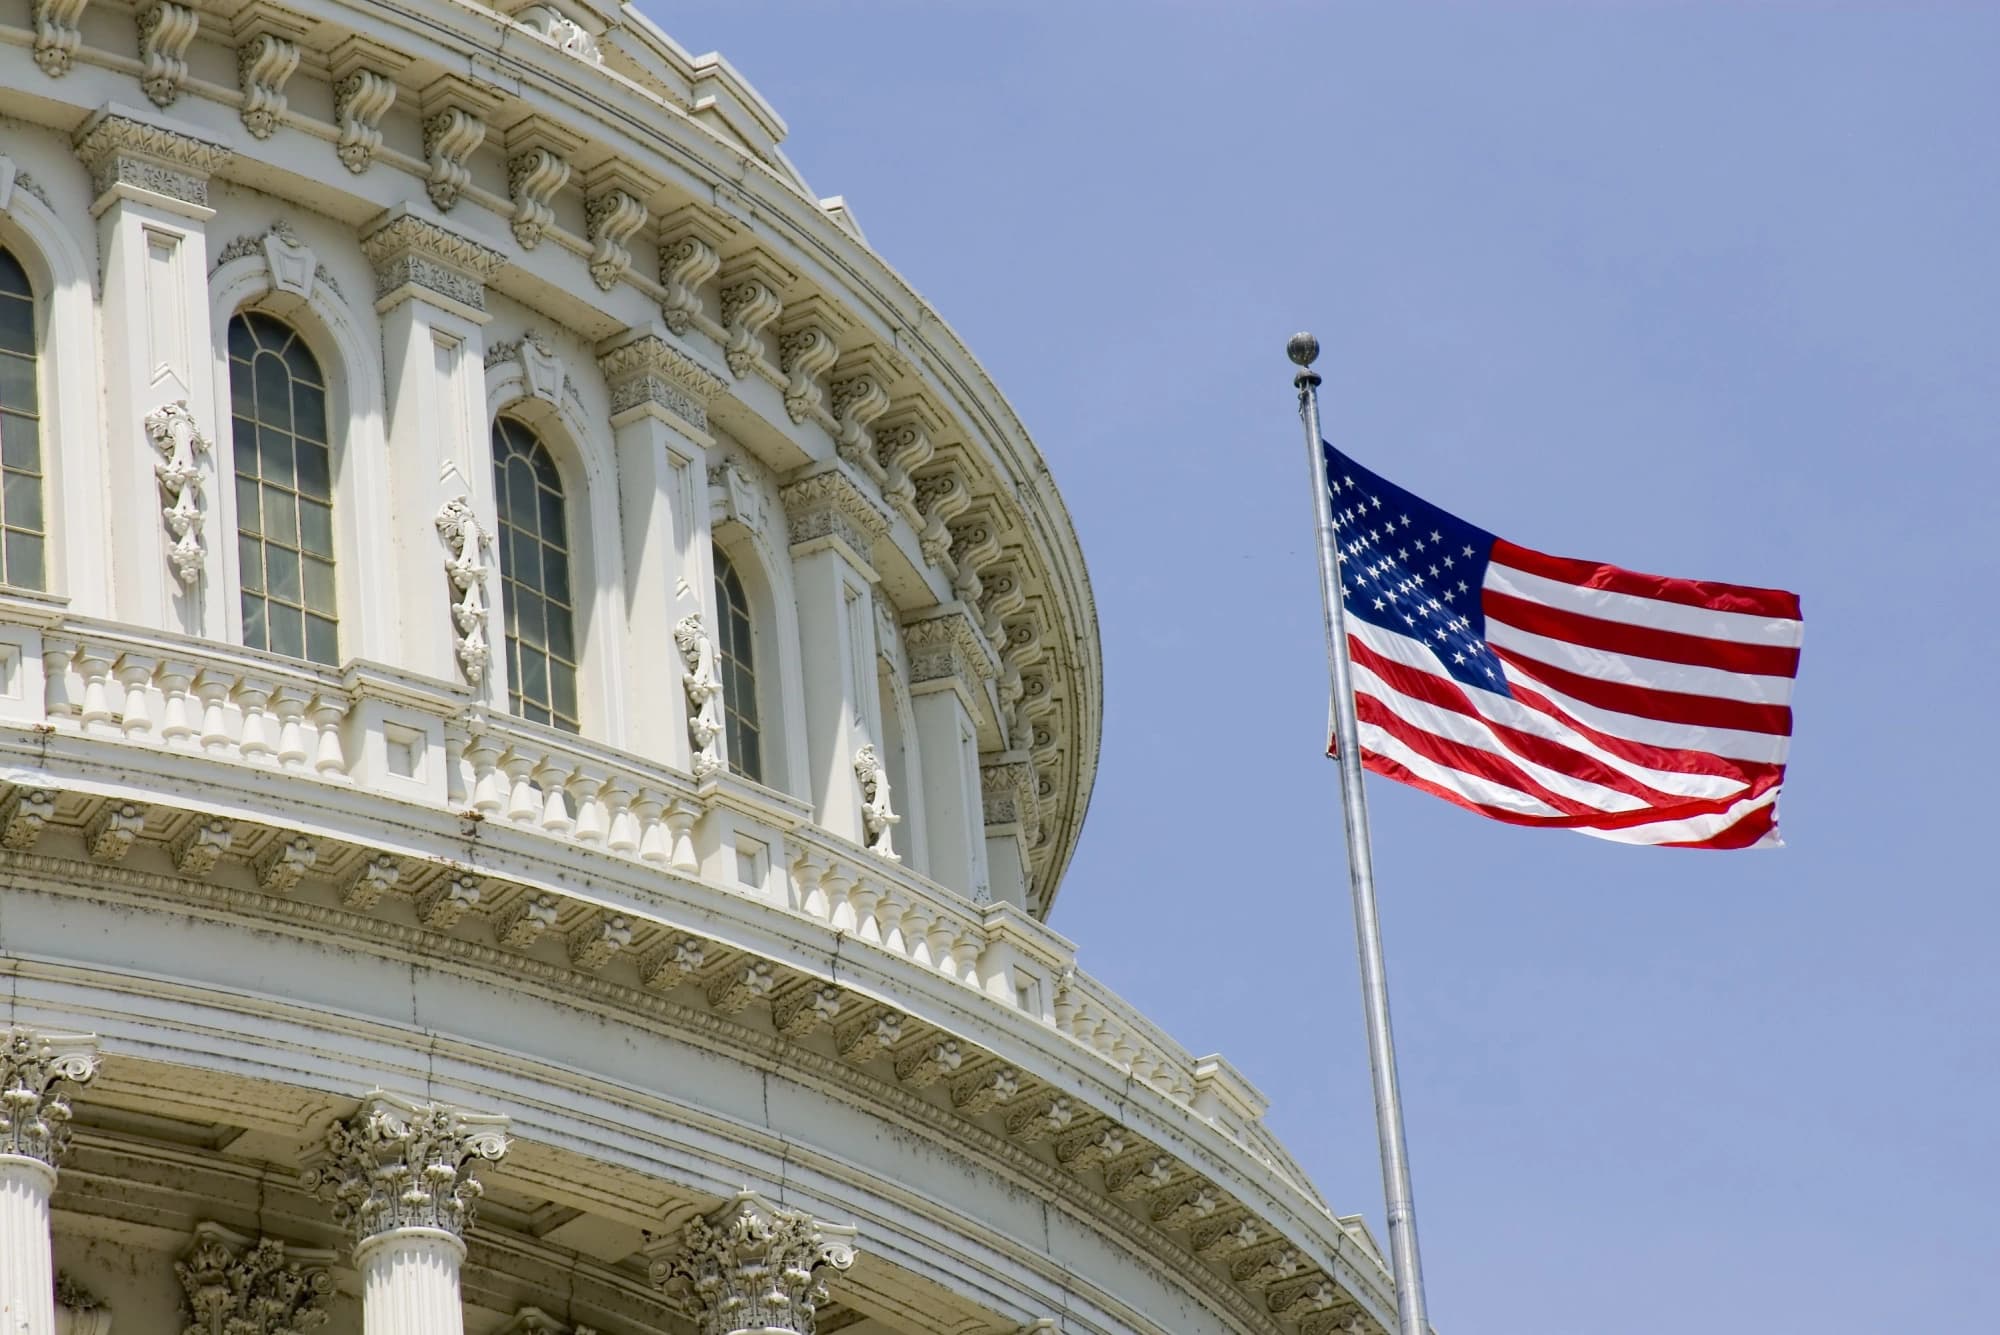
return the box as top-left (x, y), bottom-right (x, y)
top-left (1322, 443), bottom-right (1801, 848)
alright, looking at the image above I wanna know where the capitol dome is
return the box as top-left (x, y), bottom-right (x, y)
top-left (0, 2), bottom-right (1395, 1332)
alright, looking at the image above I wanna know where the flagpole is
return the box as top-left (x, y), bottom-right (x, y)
top-left (1289, 331), bottom-right (1432, 1335)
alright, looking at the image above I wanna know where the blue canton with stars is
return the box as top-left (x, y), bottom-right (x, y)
top-left (1323, 442), bottom-right (1509, 697)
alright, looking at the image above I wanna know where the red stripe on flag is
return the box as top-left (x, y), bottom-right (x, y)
top-left (1662, 798), bottom-right (1778, 849)
top-left (1482, 589), bottom-right (1801, 678)
top-left (1493, 644), bottom-right (1794, 736)
top-left (1354, 694), bottom-right (1607, 818)
top-left (1491, 539), bottom-right (1802, 620)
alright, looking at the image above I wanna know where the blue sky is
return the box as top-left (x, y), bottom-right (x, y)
top-left (656, 5), bottom-right (1998, 1330)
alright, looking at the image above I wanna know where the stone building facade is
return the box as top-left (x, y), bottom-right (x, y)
top-left (0, 0), bottom-right (1396, 1331)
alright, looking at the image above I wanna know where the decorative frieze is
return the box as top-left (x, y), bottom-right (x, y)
top-left (137, 2), bottom-right (199, 107)
top-left (585, 183), bottom-right (647, 291)
top-left (307, 1093), bottom-right (508, 1241)
top-left (0, 1029), bottom-right (100, 1166)
top-left (435, 496), bottom-right (494, 685)
top-left (177, 1223), bottom-right (334, 1335)
top-left (673, 614), bottom-right (723, 779)
top-left (237, 36), bottom-right (301, 139)
top-left (144, 401), bottom-right (210, 587)
top-left (833, 1012), bottom-right (902, 1064)
top-left (32, 0), bottom-right (89, 77)
top-left (892, 1038), bottom-right (960, 1088)
top-left (779, 472), bottom-right (889, 565)
top-left (598, 333), bottom-right (724, 434)
top-left (1053, 1123), bottom-right (1126, 1172)
top-left (651, 1192), bottom-right (857, 1335)
top-left (981, 756), bottom-right (1039, 830)
top-left (506, 149), bottom-right (570, 249)
top-left (636, 936), bottom-right (704, 990)
top-left (656, 218), bottom-right (726, 339)
top-left (1152, 1183), bottom-right (1224, 1229)
top-left (902, 609), bottom-right (996, 702)
top-left (716, 256), bottom-right (790, 379)
top-left (360, 210), bottom-right (505, 314)
top-left (1004, 1093), bottom-right (1074, 1143)
top-left (1104, 1152), bottom-right (1176, 1200)
top-left (332, 70), bottom-right (396, 173)
top-left (852, 744), bottom-right (899, 861)
top-left (74, 112), bottom-right (233, 212)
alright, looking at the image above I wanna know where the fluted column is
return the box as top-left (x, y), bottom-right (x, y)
top-left (308, 1093), bottom-right (508, 1335)
top-left (0, 1030), bottom-right (100, 1335)
top-left (650, 1191), bottom-right (858, 1335)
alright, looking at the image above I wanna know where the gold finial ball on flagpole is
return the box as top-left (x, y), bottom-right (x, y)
top-left (1287, 331), bottom-right (1320, 367)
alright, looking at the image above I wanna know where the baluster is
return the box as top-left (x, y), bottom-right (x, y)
top-left (462, 730), bottom-right (506, 815)
top-left (235, 677), bottom-right (275, 761)
top-left (848, 879), bottom-right (881, 944)
top-left (193, 668), bottom-right (234, 753)
top-left (156, 660), bottom-right (196, 745)
top-left (41, 638), bottom-right (76, 721)
top-left (271, 686), bottom-right (312, 769)
top-left (567, 766), bottom-right (606, 843)
top-left (501, 748), bottom-right (541, 822)
top-left (664, 797), bottom-right (701, 869)
top-left (876, 886), bottom-right (907, 954)
top-left (309, 693), bottom-right (348, 776)
top-left (823, 862), bottom-right (856, 934)
top-left (533, 757), bottom-right (575, 835)
top-left (927, 917), bottom-right (958, 976)
top-left (631, 789), bottom-right (669, 862)
top-left (113, 654), bottom-right (158, 739)
top-left (601, 775), bottom-right (639, 853)
top-left (949, 927), bottom-right (982, 986)
top-left (791, 850), bottom-right (829, 920)
top-left (902, 901), bottom-right (933, 967)
top-left (76, 648), bottom-right (117, 735)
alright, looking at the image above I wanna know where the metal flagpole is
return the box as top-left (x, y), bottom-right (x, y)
top-left (1289, 331), bottom-right (1432, 1335)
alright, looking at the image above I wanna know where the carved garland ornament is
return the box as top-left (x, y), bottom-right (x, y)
top-left (146, 401), bottom-right (210, 587)
top-left (674, 614), bottom-right (723, 779)
top-left (652, 1193), bottom-right (857, 1335)
top-left (305, 1094), bottom-right (508, 1241)
top-left (435, 497), bottom-right (493, 685)
top-left (0, 1028), bottom-right (100, 1167)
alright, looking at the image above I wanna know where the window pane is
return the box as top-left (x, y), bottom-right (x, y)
top-left (241, 595), bottom-right (267, 650)
top-left (283, 334), bottom-right (322, 386)
top-left (538, 484), bottom-right (566, 545)
top-left (546, 603), bottom-right (574, 661)
top-left (541, 546), bottom-right (569, 604)
top-left (295, 440), bottom-right (330, 497)
top-left (268, 604), bottom-right (304, 659)
top-left (4, 472), bottom-right (41, 533)
top-left (517, 651), bottom-right (547, 706)
top-left (0, 354), bottom-right (34, 413)
top-left (235, 474), bottom-right (261, 534)
top-left (227, 316), bottom-right (256, 362)
top-left (298, 499), bottom-right (332, 557)
top-left (0, 302), bottom-right (32, 358)
top-left (1, 530), bottom-right (42, 591)
top-left (736, 731), bottom-right (760, 784)
top-left (306, 615), bottom-right (338, 667)
top-left (0, 413), bottom-right (39, 472)
top-left (550, 663), bottom-right (577, 724)
top-left (294, 384), bottom-right (327, 446)
top-left (266, 545), bottom-right (300, 602)
top-left (238, 533), bottom-right (263, 592)
top-left (263, 487), bottom-right (298, 547)
top-left (258, 424), bottom-right (293, 487)
top-left (253, 352), bottom-right (291, 430)
top-left (302, 556), bottom-right (335, 613)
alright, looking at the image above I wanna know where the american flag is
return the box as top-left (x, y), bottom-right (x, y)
top-left (1322, 443), bottom-right (1801, 849)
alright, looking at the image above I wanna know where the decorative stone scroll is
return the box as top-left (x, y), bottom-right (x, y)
top-left (435, 497), bottom-right (493, 684)
top-left (422, 107), bottom-right (485, 212)
top-left (658, 212), bottom-right (727, 336)
top-left (651, 1192), bottom-right (857, 1335)
top-left (137, 1), bottom-right (199, 107)
top-left (852, 744), bottom-right (899, 861)
top-left (506, 149), bottom-right (569, 249)
top-left (145, 401), bottom-right (210, 587)
top-left (828, 348), bottom-right (896, 484)
top-left (674, 615), bottom-right (723, 780)
top-left (237, 35), bottom-right (301, 139)
top-left (32, 0), bottom-right (89, 77)
top-left (717, 255), bottom-right (790, 379)
top-left (176, 1223), bottom-right (334, 1335)
top-left (0, 1029), bottom-right (100, 1167)
top-left (305, 1094), bottom-right (508, 1241)
top-left (778, 298), bottom-right (846, 425)
top-left (333, 69), bottom-right (396, 173)
top-left (585, 186), bottom-right (647, 291)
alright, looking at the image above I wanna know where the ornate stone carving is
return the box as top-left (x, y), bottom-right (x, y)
top-left (0, 786), bottom-right (56, 851)
top-left (435, 496), bottom-right (493, 684)
top-left (852, 745), bottom-right (899, 861)
top-left (86, 802), bottom-right (145, 862)
top-left (1004, 1093), bottom-right (1074, 1143)
top-left (0, 164), bottom-right (53, 215)
top-left (585, 188), bottom-right (647, 291)
top-left (1053, 1123), bottom-right (1125, 1172)
top-left (637, 936), bottom-right (704, 990)
top-left (360, 212), bottom-right (506, 313)
top-left (779, 472), bottom-right (889, 563)
top-left (423, 108), bottom-right (485, 212)
top-left (708, 458), bottom-right (765, 534)
top-left (599, 334), bottom-right (725, 433)
top-left (568, 915), bottom-right (631, 971)
top-left (948, 513), bottom-right (1001, 607)
top-left (717, 258), bottom-right (788, 379)
top-left (344, 855), bottom-right (400, 910)
top-left (55, 1274), bottom-right (109, 1335)
top-left (214, 223), bottom-right (317, 301)
top-left (901, 610), bottom-right (995, 699)
top-left (658, 223), bottom-right (723, 336)
top-left (74, 113), bottom-right (232, 210)
top-left (306, 1093), bottom-right (508, 1241)
top-left (416, 873), bottom-right (480, 929)
top-left (981, 757), bottom-right (1039, 830)
top-left (833, 1012), bottom-right (901, 1064)
top-left (892, 1038), bottom-right (959, 1088)
top-left (949, 1065), bottom-right (1020, 1115)
top-left (827, 350), bottom-right (894, 484)
top-left (777, 301), bottom-right (845, 425)
top-left (32, 0), bottom-right (89, 77)
top-left (257, 834), bottom-right (316, 893)
top-left (177, 1223), bottom-right (333, 1335)
top-left (237, 36), bottom-right (300, 139)
top-left (911, 469), bottom-right (971, 571)
top-left (651, 1192), bottom-right (857, 1335)
top-left (1152, 1183), bottom-right (1223, 1229)
top-left (0, 1029), bottom-right (100, 1166)
top-left (772, 985), bottom-right (841, 1039)
top-left (506, 149), bottom-right (569, 249)
top-left (705, 961), bottom-right (773, 1014)
top-left (137, 1), bottom-right (199, 107)
top-left (145, 401), bottom-right (210, 586)
top-left (171, 818), bottom-right (232, 876)
top-left (515, 5), bottom-right (601, 62)
top-left (871, 406), bottom-right (937, 523)
top-left (496, 894), bottom-right (558, 950)
top-left (488, 331), bottom-right (562, 404)
top-left (334, 69), bottom-right (396, 173)
top-left (673, 614), bottom-right (724, 780)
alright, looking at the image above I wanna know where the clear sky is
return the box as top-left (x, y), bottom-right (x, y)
top-left (651, 5), bottom-right (1997, 1330)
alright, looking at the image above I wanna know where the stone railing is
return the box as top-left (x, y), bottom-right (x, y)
top-left (4, 605), bottom-right (1292, 1197)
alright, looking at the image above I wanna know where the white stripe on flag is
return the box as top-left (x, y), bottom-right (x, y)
top-left (1484, 561), bottom-right (1805, 646)
top-left (1484, 620), bottom-right (1796, 704)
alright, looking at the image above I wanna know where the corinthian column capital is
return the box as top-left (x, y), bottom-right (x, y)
top-left (0, 1029), bottom-right (100, 1168)
top-left (651, 1191), bottom-right (857, 1335)
top-left (306, 1093), bottom-right (508, 1243)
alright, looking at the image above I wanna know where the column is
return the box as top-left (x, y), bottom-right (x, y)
top-left (779, 472), bottom-right (892, 844)
top-left (308, 1093), bottom-right (507, 1335)
top-left (903, 607), bottom-right (998, 900)
top-left (73, 107), bottom-right (234, 636)
top-left (357, 208), bottom-right (506, 696)
top-left (649, 1191), bottom-right (856, 1335)
top-left (0, 1029), bottom-right (101, 1335)
top-left (980, 754), bottom-right (1040, 911)
top-left (596, 328), bottom-right (728, 766)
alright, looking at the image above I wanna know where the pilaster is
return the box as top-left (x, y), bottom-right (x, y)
top-left (359, 208), bottom-right (507, 693)
top-left (75, 107), bottom-right (233, 637)
top-left (980, 752), bottom-right (1040, 911)
top-left (903, 606), bottom-right (996, 900)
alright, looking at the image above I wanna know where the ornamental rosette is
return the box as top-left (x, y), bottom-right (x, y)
top-left (304, 1093), bottom-right (508, 1241)
top-left (653, 1192), bottom-right (857, 1335)
top-left (0, 1028), bottom-right (100, 1166)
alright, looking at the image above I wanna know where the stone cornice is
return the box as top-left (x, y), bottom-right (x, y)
top-left (72, 105), bottom-right (233, 215)
top-left (359, 206), bottom-right (506, 317)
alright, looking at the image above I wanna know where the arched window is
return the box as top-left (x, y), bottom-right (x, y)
top-left (713, 545), bottom-right (761, 783)
top-left (0, 247), bottom-right (46, 591)
top-left (229, 311), bottom-right (337, 664)
top-left (492, 417), bottom-right (578, 732)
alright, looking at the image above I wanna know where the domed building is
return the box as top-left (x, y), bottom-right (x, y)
top-left (0, 3), bottom-right (1396, 1333)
